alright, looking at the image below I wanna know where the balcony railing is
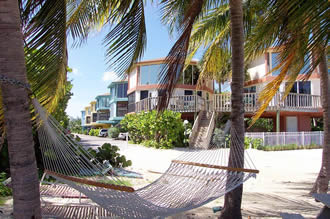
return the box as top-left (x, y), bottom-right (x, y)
top-left (129, 93), bottom-right (321, 114)
top-left (129, 95), bottom-right (204, 113)
top-left (213, 92), bottom-right (321, 112)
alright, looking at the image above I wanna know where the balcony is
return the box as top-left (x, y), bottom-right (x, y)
top-left (129, 93), bottom-right (321, 114)
top-left (128, 95), bottom-right (204, 113)
top-left (213, 92), bottom-right (321, 113)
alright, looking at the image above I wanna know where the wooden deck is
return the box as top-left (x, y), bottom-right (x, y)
top-left (129, 93), bottom-right (321, 114)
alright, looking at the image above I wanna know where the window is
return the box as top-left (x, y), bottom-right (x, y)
top-left (140, 90), bottom-right (149, 100)
top-left (117, 102), bottom-right (128, 117)
top-left (184, 90), bottom-right (193, 95)
top-left (244, 86), bottom-right (256, 93)
top-left (271, 52), bottom-right (281, 76)
top-left (197, 91), bottom-right (202, 97)
top-left (140, 64), bottom-right (164, 85)
top-left (128, 92), bottom-right (136, 113)
top-left (176, 65), bottom-right (200, 85)
top-left (271, 52), bottom-right (311, 76)
top-left (92, 113), bottom-right (97, 122)
top-left (287, 81), bottom-right (311, 94)
top-left (117, 83), bottom-right (128, 98)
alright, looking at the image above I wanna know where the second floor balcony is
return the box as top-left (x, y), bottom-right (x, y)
top-left (129, 93), bottom-right (322, 114)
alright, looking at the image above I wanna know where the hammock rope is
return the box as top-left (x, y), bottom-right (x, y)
top-left (33, 98), bottom-right (258, 219)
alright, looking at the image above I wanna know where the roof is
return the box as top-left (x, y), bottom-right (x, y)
top-left (96, 93), bottom-right (110, 98)
top-left (107, 80), bottom-right (128, 88)
top-left (135, 57), bottom-right (199, 65)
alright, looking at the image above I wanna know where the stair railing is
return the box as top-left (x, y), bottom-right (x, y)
top-left (189, 111), bottom-right (202, 147)
top-left (204, 112), bottom-right (215, 149)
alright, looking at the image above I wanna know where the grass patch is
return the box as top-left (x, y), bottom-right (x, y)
top-left (0, 197), bottom-right (5, 205)
top-left (257, 144), bottom-right (322, 151)
top-left (98, 178), bottom-right (132, 187)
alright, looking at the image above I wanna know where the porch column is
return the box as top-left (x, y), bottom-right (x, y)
top-left (276, 110), bottom-right (280, 132)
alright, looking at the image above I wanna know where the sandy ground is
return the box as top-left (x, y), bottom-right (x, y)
top-left (0, 134), bottom-right (327, 218)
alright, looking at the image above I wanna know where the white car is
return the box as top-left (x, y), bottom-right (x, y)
top-left (117, 132), bottom-right (128, 140)
top-left (98, 129), bottom-right (108, 137)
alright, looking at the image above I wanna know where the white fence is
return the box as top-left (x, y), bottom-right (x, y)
top-left (245, 131), bottom-right (324, 146)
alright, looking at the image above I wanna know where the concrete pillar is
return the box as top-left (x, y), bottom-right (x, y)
top-left (276, 110), bottom-right (280, 132)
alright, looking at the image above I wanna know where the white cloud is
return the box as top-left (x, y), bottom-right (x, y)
top-left (102, 71), bottom-right (119, 82)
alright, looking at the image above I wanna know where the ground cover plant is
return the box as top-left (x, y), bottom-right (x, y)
top-left (257, 144), bottom-right (322, 151)
top-left (120, 110), bottom-right (186, 149)
top-left (88, 143), bottom-right (132, 168)
top-left (0, 172), bottom-right (12, 197)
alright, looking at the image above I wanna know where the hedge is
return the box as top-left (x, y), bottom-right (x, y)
top-left (120, 110), bottom-right (186, 149)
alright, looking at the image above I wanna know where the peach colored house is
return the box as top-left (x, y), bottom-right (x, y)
top-left (243, 48), bottom-right (322, 132)
top-left (127, 58), bottom-right (214, 121)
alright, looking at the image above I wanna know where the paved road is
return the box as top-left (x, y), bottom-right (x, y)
top-left (77, 134), bottom-right (188, 172)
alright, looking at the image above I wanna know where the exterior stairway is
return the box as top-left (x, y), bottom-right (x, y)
top-left (189, 111), bottom-right (215, 149)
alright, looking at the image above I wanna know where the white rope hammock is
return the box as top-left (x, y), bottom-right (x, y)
top-left (33, 99), bottom-right (258, 219)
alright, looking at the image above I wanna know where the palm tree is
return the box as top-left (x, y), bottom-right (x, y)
top-left (0, 1), bottom-right (41, 217)
top-left (103, 0), bottom-right (247, 217)
top-left (0, 0), bottom-right (68, 217)
top-left (245, 0), bottom-right (329, 194)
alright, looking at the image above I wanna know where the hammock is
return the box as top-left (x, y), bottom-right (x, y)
top-left (33, 99), bottom-right (258, 219)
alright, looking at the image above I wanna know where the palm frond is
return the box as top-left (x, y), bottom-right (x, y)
top-left (157, 0), bottom-right (205, 111)
top-left (103, 0), bottom-right (146, 79)
top-left (22, 0), bottom-right (68, 113)
top-left (247, 0), bottom-right (329, 126)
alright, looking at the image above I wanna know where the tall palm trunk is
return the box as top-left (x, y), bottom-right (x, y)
top-left (0, 0), bottom-right (41, 218)
top-left (220, 0), bottom-right (245, 218)
top-left (311, 52), bottom-right (330, 194)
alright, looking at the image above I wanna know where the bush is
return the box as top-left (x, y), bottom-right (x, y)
top-left (87, 143), bottom-right (132, 168)
top-left (0, 172), bottom-right (12, 197)
top-left (257, 143), bottom-right (322, 151)
top-left (120, 110), bottom-right (185, 149)
top-left (221, 136), bottom-right (263, 149)
top-left (108, 127), bottom-right (120, 138)
top-left (75, 135), bottom-right (81, 142)
top-left (89, 128), bottom-right (100, 136)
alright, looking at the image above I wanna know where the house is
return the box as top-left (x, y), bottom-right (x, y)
top-left (81, 81), bottom-right (128, 129)
top-left (244, 48), bottom-right (322, 132)
top-left (127, 56), bottom-right (322, 133)
top-left (107, 80), bottom-right (128, 125)
top-left (127, 58), bottom-right (214, 121)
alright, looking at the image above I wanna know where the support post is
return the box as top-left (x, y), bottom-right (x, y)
top-left (276, 110), bottom-right (280, 132)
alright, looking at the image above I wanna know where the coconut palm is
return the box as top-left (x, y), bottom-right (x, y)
top-left (245, 0), bottom-right (329, 194)
top-left (0, 0), bottom-right (68, 217)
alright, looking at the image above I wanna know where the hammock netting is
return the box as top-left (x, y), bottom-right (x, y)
top-left (33, 99), bottom-right (258, 218)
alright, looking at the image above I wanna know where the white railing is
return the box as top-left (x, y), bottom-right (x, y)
top-left (189, 111), bottom-right (202, 147)
top-left (132, 95), bottom-right (203, 113)
top-left (204, 112), bottom-right (216, 149)
top-left (213, 92), bottom-right (321, 113)
top-left (245, 131), bottom-right (324, 146)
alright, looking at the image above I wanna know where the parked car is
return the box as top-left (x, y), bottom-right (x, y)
top-left (98, 129), bottom-right (108, 137)
top-left (116, 132), bottom-right (129, 140)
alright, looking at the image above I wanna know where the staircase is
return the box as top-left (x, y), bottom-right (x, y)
top-left (189, 111), bottom-right (215, 149)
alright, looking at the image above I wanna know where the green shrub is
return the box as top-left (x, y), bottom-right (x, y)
top-left (83, 130), bottom-right (88, 135)
top-left (221, 136), bottom-right (263, 149)
top-left (120, 110), bottom-right (185, 149)
top-left (88, 143), bottom-right (132, 168)
top-left (257, 143), bottom-right (322, 151)
top-left (75, 135), bottom-right (81, 142)
top-left (0, 172), bottom-right (12, 197)
top-left (108, 127), bottom-right (120, 138)
top-left (88, 128), bottom-right (100, 136)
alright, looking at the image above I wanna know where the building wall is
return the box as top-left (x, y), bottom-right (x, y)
top-left (129, 68), bottom-right (137, 89)
top-left (247, 55), bottom-right (266, 80)
top-left (311, 79), bottom-right (320, 95)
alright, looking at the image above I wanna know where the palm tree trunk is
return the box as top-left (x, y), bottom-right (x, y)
top-left (311, 52), bottom-right (330, 194)
top-left (0, 0), bottom-right (41, 218)
top-left (220, 0), bottom-right (245, 218)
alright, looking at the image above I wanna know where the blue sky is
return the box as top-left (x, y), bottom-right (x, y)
top-left (66, 3), bottom-right (182, 118)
